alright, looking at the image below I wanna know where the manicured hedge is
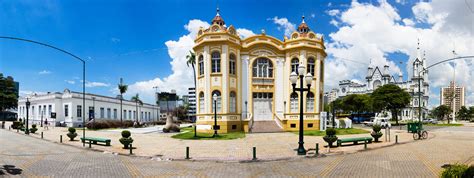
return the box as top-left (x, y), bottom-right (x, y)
top-left (86, 120), bottom-right (134, 130)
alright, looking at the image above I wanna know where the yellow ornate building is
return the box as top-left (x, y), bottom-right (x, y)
top-left (194, 9), bottom-right (326, 133)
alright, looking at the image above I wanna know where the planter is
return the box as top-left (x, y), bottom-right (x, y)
top-left (371, 132), bottom-right (383, 142)
top-left (67, 132), bottom-right (77, 141)
top-left (323, 135), bottom-right (338, 147)
top-left (119, 137), bottom-right (134, 149)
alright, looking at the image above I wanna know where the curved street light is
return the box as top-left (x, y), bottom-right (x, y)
top-left (417, 55), bottom-right (474, 126)
top-left (0, 36), bottom-right (87, 147)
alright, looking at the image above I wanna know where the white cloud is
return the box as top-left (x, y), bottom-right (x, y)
top-left (330, 19), bottom-right (339, 27)
top-left (324, 0), bottom-right (474, 106)
top-left (19, 90), bottom-right (47, 97)
top-left (311, 13), bottom-right (316, 18)
top-left (327, 9), bottom-right (340, 16)
top-left (402, 18), bottom-right (415, 26)
top-left (121, 19), bottom-right (211, 103)
top-left (268, 16), bottom-right (296, 37)
top-left (236, 28), bottom-right (255, 39)
top-left (38, 70), bottom-right (51, 75)
top-left (65, 80), bottom-right (75, 84)
top-left (111, 37), bottom-right (121, 43)
top-left (85, 81), bottom-right (110, 88)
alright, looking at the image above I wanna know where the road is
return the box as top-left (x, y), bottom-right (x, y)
top-left (1, 126), bottom-right (472, 177)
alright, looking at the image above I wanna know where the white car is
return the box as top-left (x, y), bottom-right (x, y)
top-left (364, 117), bottom-right (391, 128)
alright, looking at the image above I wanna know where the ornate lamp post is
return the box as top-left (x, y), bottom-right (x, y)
top-left (213, 93), bottom-right (218, 137)
top-left (25, 98), bottom-right (31, 135)
top-left (289, 64), bottom-right (313, 155)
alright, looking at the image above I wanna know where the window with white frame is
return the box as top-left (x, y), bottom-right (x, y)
top-left (230, 92), bottom-right (236, 113)
top-left (211, 51), bottom-right (221, 73)
top-left (307, 57), bottom-right (315, 76)
top-left (306, 92), bottom-right (314, 112)
top-left (113, 109), bottom-right (117, 119)
top-left (77, 105), bottom-right (82, 117)
top-left (252, 58), bottom-right (273, 78)
top-left (100, 107), bottom-right (104, 118)
top-left (199, 92), bottom-right (205, 113)
top-left (291, 58), bottom-right (299, 74)
top-left (290, 92), bottom-right (298, 113)
top-left (198, 55), bottom-right (204, 75)
top-left (107, 108), bottom-right (111, 119)
top-left (212, 90), bottom-right (222, 112)
top-left (64, 105), bottom-right (68, 117)
top-left (229, 53), bottom-right (236, 75)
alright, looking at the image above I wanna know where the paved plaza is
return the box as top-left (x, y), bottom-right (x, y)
top-left (1, 126), bottom-right (473, 177)
top-left (2, 123), bottom-right (418, 161)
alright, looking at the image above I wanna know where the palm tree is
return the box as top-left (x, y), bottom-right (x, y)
top-left (131, 94), bottom-right (143, 123)
top-left (186, 51), bottom-right (197, 137)
top-left (118, 78), bottom-right (128, 124)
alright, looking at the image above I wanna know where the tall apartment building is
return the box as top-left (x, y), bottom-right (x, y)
top-left (187, 87), bottom-right (196, 121)
top-left (440, 81), bottom-right (465, 114)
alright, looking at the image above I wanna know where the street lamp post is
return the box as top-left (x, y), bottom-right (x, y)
top-left (213, 94), bottom-right (218, 137)
top-left (289, 64), bottom-right (313, 155)
top-left (25, 98), bottom-right (31, 135)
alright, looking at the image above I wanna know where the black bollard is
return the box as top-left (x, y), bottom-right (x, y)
top-left (186, 147), bottom-right (190, 159)
top-left (395, 135), bottom-right (398, 144)
top-left (41, 132), bottom-right (43, 139)
top-left (129, 144), bottom-right (133, 155)
top-left (60, 135), bottom-right (63, 143)
top-left (252, 147), bottom-right (257, 160)
top-left (364, 140), bottom-right (367, 150)
top-left (89, 141), bottom-right (92, 148)
top-left (316, 143), bottom-right (319, 156)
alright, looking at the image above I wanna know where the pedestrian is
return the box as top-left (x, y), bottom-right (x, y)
top-left (44, 119), bottom-right (49, 130)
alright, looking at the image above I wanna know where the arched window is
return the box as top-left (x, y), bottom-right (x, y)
top-left (212, 90), bottom-right (222, 112)
top-left (306, 92), bottom-right (314, 112)
top-left (211, 51), bottom-right (221, 73)
top-left (229, 53), bottom-right (236, 75)
top-left (229, 92), bottom-right (236, 113)
top-left (291, 58), bottom-right (299, 74)
top-left (290, 92), bottom-right (298, 113)
top-left (199, 92), bottom-right (205, 113)
top-left (198, 55), bottom-right (204, 75)
top-left (252, 58), bottom-right (273, 78)
top-left (307, 57), bottom-right (315, 76)
top-left (373, 80), bottom-right (382, 89)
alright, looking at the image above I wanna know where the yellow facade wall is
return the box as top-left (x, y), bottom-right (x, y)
top-left (282, 119), bottom-right (320, 131)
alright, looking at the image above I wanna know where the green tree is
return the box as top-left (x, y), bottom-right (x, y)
top-left (172, 105), bottom-right (188, 120)
top-left (118, 78), bottom-right (128, 123)
top-left (0, 73), bottom-right (18, 112)
top-left (131, 94), bottom-right (143, 123)
top-left (341, 94), bottom-right (373, 114)
top-left (371, 84), bottom-right (411, 125)
top-left (470, 106), bottom-right (474, 121)
top-left (432, 105), bottom-right (452, 123)
top-left (457, 106), bottom-right (470, 120)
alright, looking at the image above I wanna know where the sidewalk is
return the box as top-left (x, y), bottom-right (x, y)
top-left (4, 122), bottom-right (416, 161)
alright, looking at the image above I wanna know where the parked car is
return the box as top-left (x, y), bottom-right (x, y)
top-left (364, 117), bottom-right (391, 128)
top-left (422, 118), bottom-right (438, 124)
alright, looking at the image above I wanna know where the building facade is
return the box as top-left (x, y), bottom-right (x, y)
top-left (440, 81), bottom-right (465, 115)
top-left (333, 43), bottom-right (429, 120)
top-left (193, 9), bottom-right (326, 133)
top-left (17, 89), bottom-right (159, 127)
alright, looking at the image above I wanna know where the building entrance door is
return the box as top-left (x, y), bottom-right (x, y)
top-left (253, 92), bottom-right (273, 121)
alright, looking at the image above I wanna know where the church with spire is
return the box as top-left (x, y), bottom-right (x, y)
top-left (332, 40), bottom-right (430, 120)
top-left (193, 9), bottom-right (327, 133)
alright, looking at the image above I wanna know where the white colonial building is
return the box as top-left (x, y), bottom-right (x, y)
top-left (17, 89), bottom-right (159, 127)
top-left (334, 43), bottom-right (430, 120)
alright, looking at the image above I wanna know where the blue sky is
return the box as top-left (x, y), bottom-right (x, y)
top-left (1, 0), bottom-right (473, 106)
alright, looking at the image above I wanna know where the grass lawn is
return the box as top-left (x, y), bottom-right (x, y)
top-left (425, 123), bottom-right (463, 127)
top-left (294, 128), bottom-right (370, 136)
top-left (171, 127), bottom-right (246, 140)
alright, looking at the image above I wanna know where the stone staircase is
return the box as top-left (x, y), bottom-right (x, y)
top-left (250, 120), bottom-right (283, 133)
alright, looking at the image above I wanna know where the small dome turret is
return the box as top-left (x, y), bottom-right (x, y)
top-left (211, 8), bottom-right (225, 26)
top-left (297, 16), bottom-right (310, 33)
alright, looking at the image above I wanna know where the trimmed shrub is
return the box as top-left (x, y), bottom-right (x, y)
top-left (121, 130), bottom-right (131, 138)
top-left (29, 124), bottom-right (38, 133)
top-left (86, 120), bottom-right (134, 130)
top-left (119, 130), bottom-right (133, 149)
top-left (67, 127), bottom-right (77, 141)
top-left (371, 124), bottom-right (383, 142)
top-left (441, 164), bottom-right (470, 178)
top-left (323, 128), bottom-right (338, 147)
top-left (11, 121), bottom-right (21, 129)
